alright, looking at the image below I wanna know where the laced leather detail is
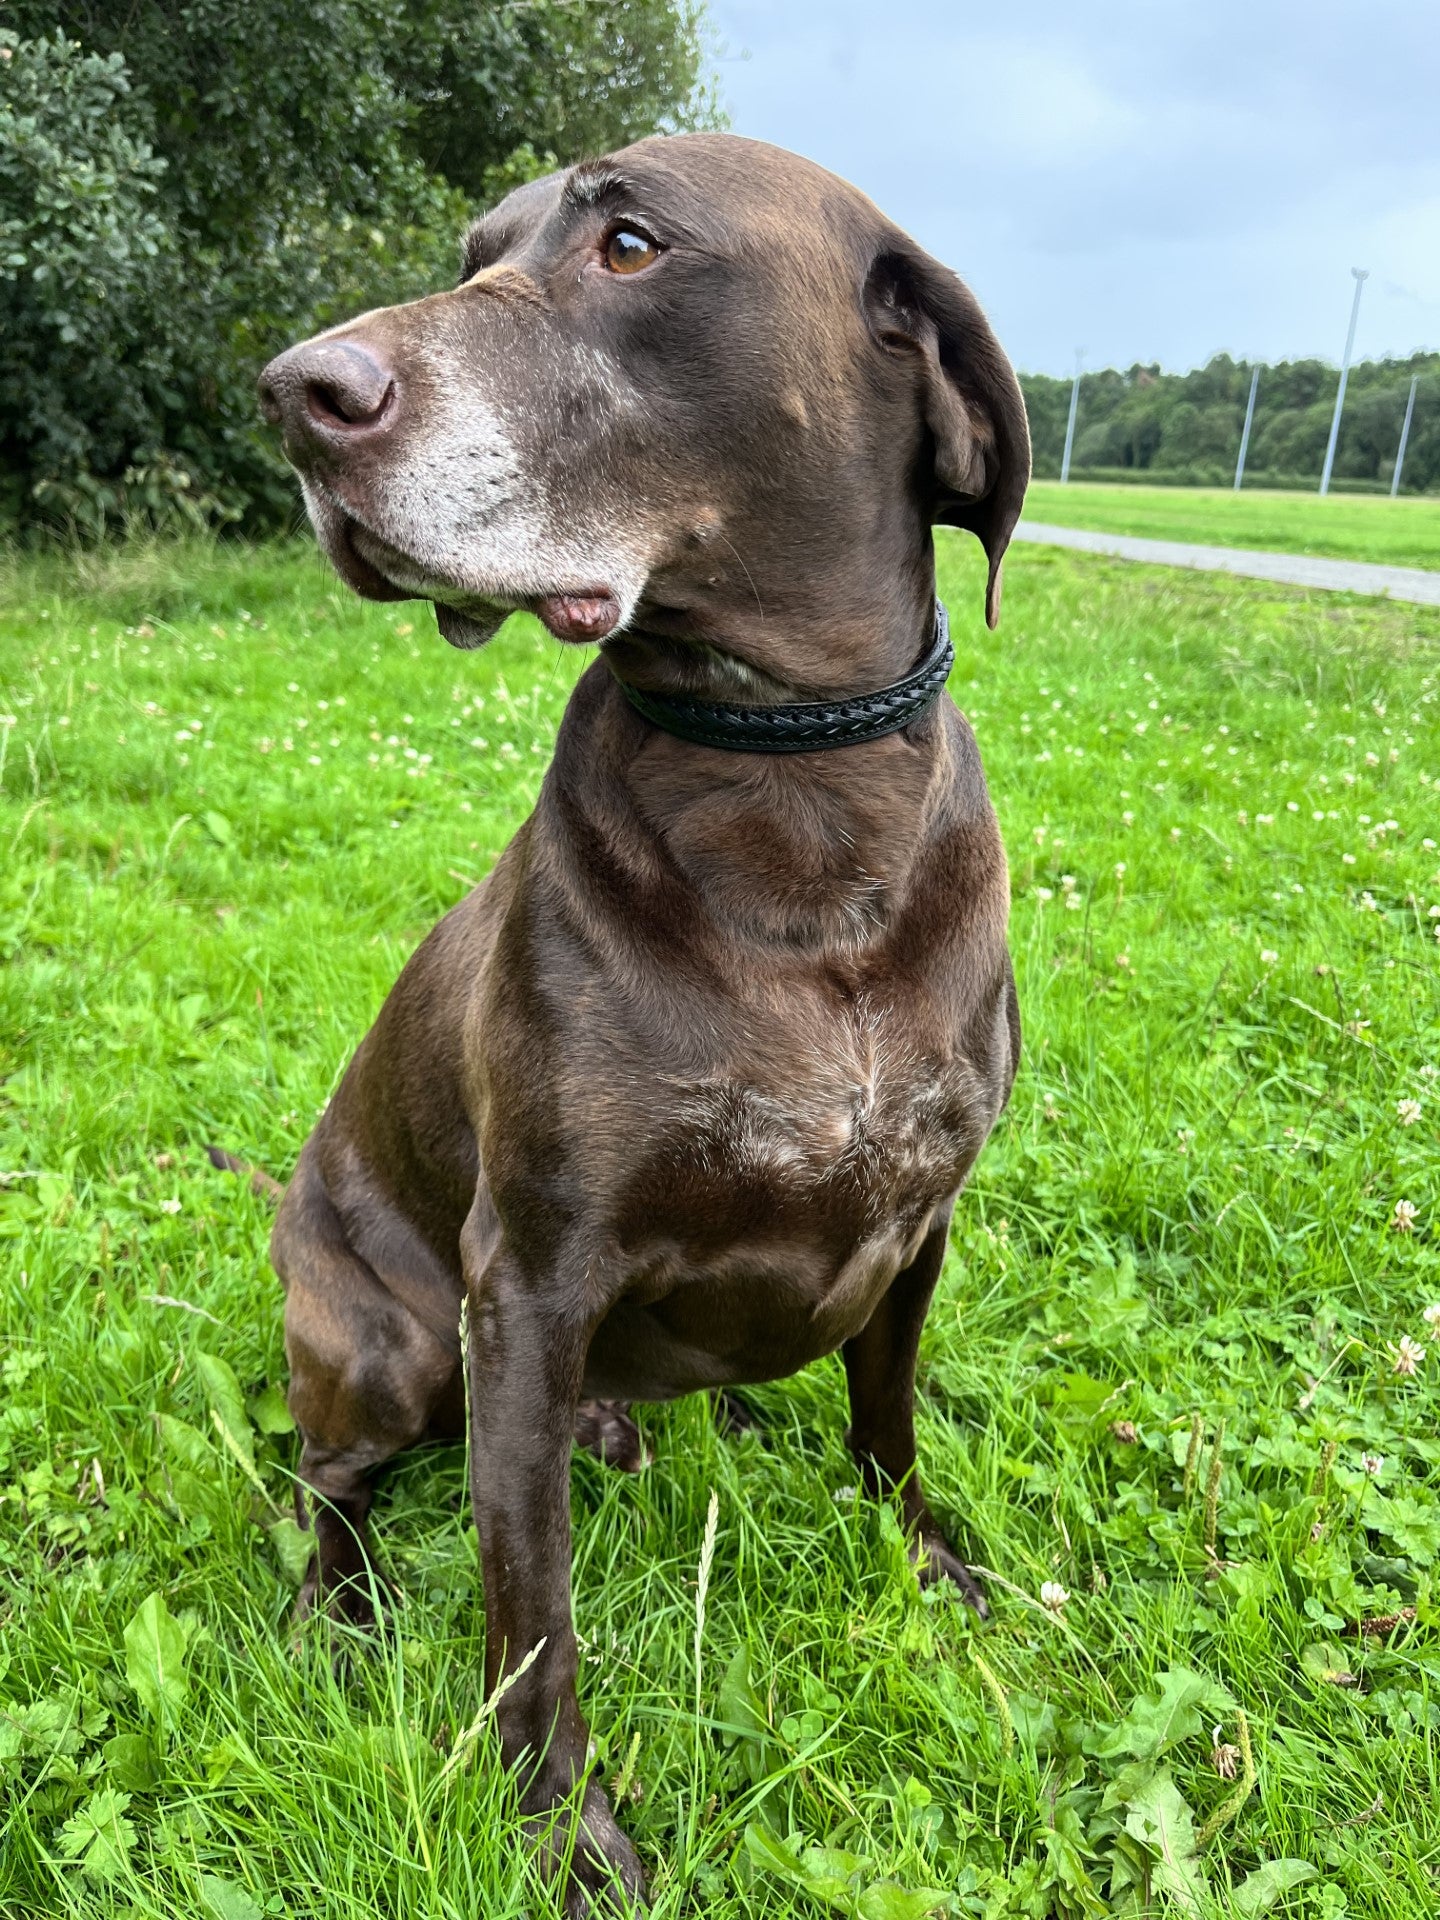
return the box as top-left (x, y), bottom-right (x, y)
top-left (615, 601), bottom-right (953, 754)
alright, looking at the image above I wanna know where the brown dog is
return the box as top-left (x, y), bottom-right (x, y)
top-left (257, 132), bottom-right (1028, 1913)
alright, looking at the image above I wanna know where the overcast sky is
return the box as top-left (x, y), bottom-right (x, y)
top-left (706, 1), bottom-right (1440, 378)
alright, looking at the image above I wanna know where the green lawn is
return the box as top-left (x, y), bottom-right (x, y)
top-left (1025, 482), bottom-right (1440, 573)
top-left (2, 531), bottom-right (1439, 1920)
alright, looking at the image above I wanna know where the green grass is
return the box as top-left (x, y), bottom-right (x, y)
top-left (1025, 481), bottom-right (1440, 573)
top-left (2, 530), bottom-right (1439, 1920)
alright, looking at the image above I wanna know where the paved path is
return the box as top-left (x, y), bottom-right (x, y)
top-left (1014, 522), bottom-right (1440, 608)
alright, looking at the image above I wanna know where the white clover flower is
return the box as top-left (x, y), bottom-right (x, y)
top-left (1397, 1099), bottom-right (1422, 1126)
top-left (1040, 1581), bottom-right (1070, 1613)
top-left (1391, 1335), bottom-right (1425, 1376)
top-left (159, 1198), bottom-right (182, 1216)
top-left (1361, 1453), bottom-right (1384, 1477)
top-left (1422, 1303), bottom-right (1440, 1339)
top-left (1391, 1199), bottom-right (1418, 1234)
top-left (1260, 949), bottom-right (1278, 966)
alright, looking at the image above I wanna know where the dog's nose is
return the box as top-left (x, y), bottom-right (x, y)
top-left (258, 338), bottom-right (396, 448)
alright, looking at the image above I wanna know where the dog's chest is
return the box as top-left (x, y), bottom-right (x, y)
top-left (576, 994), bottom-right (993, 1398)
top-left (611, 994), bottom-right (982, 1288)
top-left (671, 1052), bottom-right (959, 1218)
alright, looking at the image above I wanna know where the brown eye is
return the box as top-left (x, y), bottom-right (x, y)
top-left (604, 229), bottom-right (660, 275)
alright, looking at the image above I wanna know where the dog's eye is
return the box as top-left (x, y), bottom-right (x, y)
top-left (604, 229), bottom-right (661, 275)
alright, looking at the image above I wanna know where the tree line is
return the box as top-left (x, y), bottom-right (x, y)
top-left (1019, 352), bottom-right (1439, 494)
top-left (0, 2), bottom-right (717, 537)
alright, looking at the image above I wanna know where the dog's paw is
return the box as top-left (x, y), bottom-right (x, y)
top-left (294, 1561), bottom-right (396, 1638)
top-left (528, 1784), bottom-right (647, 1917)
top-left (712, 1388), bottom-right (765, 1438)
top-left (912, 1532), bottom-right (989, 1616)
top-left (574, 1400), bottom-right (649, 1472)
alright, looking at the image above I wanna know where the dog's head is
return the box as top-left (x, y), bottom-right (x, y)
top-left (260, 134), bottom-right (1028, 678)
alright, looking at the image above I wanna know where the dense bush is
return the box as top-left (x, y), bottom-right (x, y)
top-left (1022, 352), bottom-right (1440, 494)
top-left (0, 3), bottom-right (718, 536)
top-left (0, 34), bottom-right (177, 530)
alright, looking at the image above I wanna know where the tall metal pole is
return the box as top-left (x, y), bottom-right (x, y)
top-left (1319, 267), bottom-right (1368, 496)
top-left (1234, 365), bottom-right (1259, 491)
top-left (1060, 348), bottom-right (1082, 484)
top-left (1391, 373), bottom-right (1419, 498)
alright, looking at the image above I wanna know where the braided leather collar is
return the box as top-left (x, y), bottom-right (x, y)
top-left (614, 600), bottom-right (953, 754)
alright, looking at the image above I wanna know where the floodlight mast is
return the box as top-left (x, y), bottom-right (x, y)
top-left (1319, 267), bottom-right (1368, 497)
top-left (1391, 373), bottom-right (1419, 498)
top-left (1060, 348), bottom-right (1082, 484)
top-left (1234, 365), bottom-right (1260, 491)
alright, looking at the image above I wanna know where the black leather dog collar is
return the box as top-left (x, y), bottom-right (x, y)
top-left (615, 600), bottom-right (953, 753)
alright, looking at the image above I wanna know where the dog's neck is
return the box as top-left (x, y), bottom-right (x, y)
top-left (552, 586), bottom-right (968, 956)
top-left (623, 717), bottom-right (959, 953)
top-left (600, 562), bottom-right (941, 708)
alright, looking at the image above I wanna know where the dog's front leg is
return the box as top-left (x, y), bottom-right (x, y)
top-left (842, 1209), bottom-right (988, 1616)
top-left (464, 1228), bottom-right (644, 1916)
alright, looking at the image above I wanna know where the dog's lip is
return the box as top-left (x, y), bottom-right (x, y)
top-left (312, 494), bottom-right (411, 603)
top-left (318, 495), bottom-right (498, 614)
top-left (335, 520), bottom-right (411, 603)
top-left (529, 591), bottom-right (622, 643)
top-left (313, 485), bottom-right (621, 640)
top-left (345, 518), bottom-right (446, 599)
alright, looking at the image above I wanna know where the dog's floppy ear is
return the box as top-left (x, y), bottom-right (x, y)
top-left (864, 242), bottom-right (1030, 629)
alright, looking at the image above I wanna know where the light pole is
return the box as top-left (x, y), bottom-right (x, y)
top-left (1234, 365), bottom-right (1260, 491)
top-left (1319, 267), bottom-right (1368, 497)
top-left (1060, 349), bottom-right (1082, 484)
top-left (1391, 373), bottom-right (1419, 498)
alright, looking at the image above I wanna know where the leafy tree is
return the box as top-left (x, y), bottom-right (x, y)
top-left (391, 0), bottom-right (722, 200)
top-left (0, 2), bottom-right (719, 534)
top-left (0, 33), bottom-right (181, 529)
